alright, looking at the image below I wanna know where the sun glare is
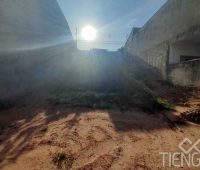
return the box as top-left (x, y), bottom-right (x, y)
top-left (81, 25), bottom-right (97, 41)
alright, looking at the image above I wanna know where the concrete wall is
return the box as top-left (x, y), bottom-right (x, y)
top-left (0, 0), bottom-right (77, 100)
top-left (0, 0), bottom-right (74, 52)
top-left (139, 43), bottom-right (169, 78)
top-left (168, 59), bottom-right (200, 87)
top-left (125, 0), bottom-right (200, 55)
top-left (0, 46), bottom-right (124, 101)
top-left (0, 44), bottom-right (73, 100)
top-left (125, 0), bottom-right (200, 86)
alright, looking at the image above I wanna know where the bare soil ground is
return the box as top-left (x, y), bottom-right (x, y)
top-left (0, 89), bottom-right (199, 170)
top-left (0, 88), bottom-right (200, 170)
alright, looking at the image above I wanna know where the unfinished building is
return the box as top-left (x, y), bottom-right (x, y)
top-left (125, 0), bottom-right (200, 87)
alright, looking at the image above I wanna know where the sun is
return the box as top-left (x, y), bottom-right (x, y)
top-left (81, 25), bottom-right (97, 41)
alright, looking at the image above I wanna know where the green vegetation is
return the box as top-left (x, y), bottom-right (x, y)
top-left (47, 91), bottom-right (118, 108)
top-left (47, 90), bottom-right (162, 112)
top-left (156, 97), bottom-right (175, 110)
top-left (45, 55), bottom-right (175, 113)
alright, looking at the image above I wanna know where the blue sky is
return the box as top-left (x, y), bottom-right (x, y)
top-left (58, 0), bottom-right (166, 51)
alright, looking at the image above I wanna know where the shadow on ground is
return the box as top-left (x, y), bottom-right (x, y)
top-left (0, 105), bottom-right (188, 169)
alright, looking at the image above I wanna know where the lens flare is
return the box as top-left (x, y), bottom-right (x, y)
top-left (81, 25), bottom-right (97, 41)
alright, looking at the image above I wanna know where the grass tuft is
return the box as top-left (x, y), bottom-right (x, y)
top-left (52, 151), bottom-right (74, 169)
top-left (156, 97), bottom-right (175, 110)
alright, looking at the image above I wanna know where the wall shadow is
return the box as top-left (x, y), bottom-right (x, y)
top-left (0, 105), bottom-right (188, 169)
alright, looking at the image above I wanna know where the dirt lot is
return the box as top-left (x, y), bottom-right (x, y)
top-left (0, 96), bottom-right (199, 170)
top-left (0, 88), bottom-right (199, 170)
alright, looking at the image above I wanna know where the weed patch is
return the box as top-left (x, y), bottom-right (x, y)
top-left (156, 97), bottom-right (175, 110)
top-left (52, 151), bottom-right (74, 170)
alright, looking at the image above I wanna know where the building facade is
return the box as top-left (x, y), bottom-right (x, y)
top-left (125, 0), bottom-right (200, 87)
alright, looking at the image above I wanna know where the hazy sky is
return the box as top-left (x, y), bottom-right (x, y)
top-left (58, 0), bottom-right (166, 51)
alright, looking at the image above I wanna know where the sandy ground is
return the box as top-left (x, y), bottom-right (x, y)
top-left (0, 90), bottom-right (199, 170)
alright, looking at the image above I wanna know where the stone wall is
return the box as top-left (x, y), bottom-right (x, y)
top-left (168, 59), bottom-right (200, 87)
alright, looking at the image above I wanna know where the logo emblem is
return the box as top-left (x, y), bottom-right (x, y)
top-left (178, 138), bottom-right (200, 154)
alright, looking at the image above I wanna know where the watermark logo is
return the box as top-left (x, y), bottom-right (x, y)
top-left (179, 138), bottom-right (200, 154)
top-left (159, 138), bottom-right (200, 168)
